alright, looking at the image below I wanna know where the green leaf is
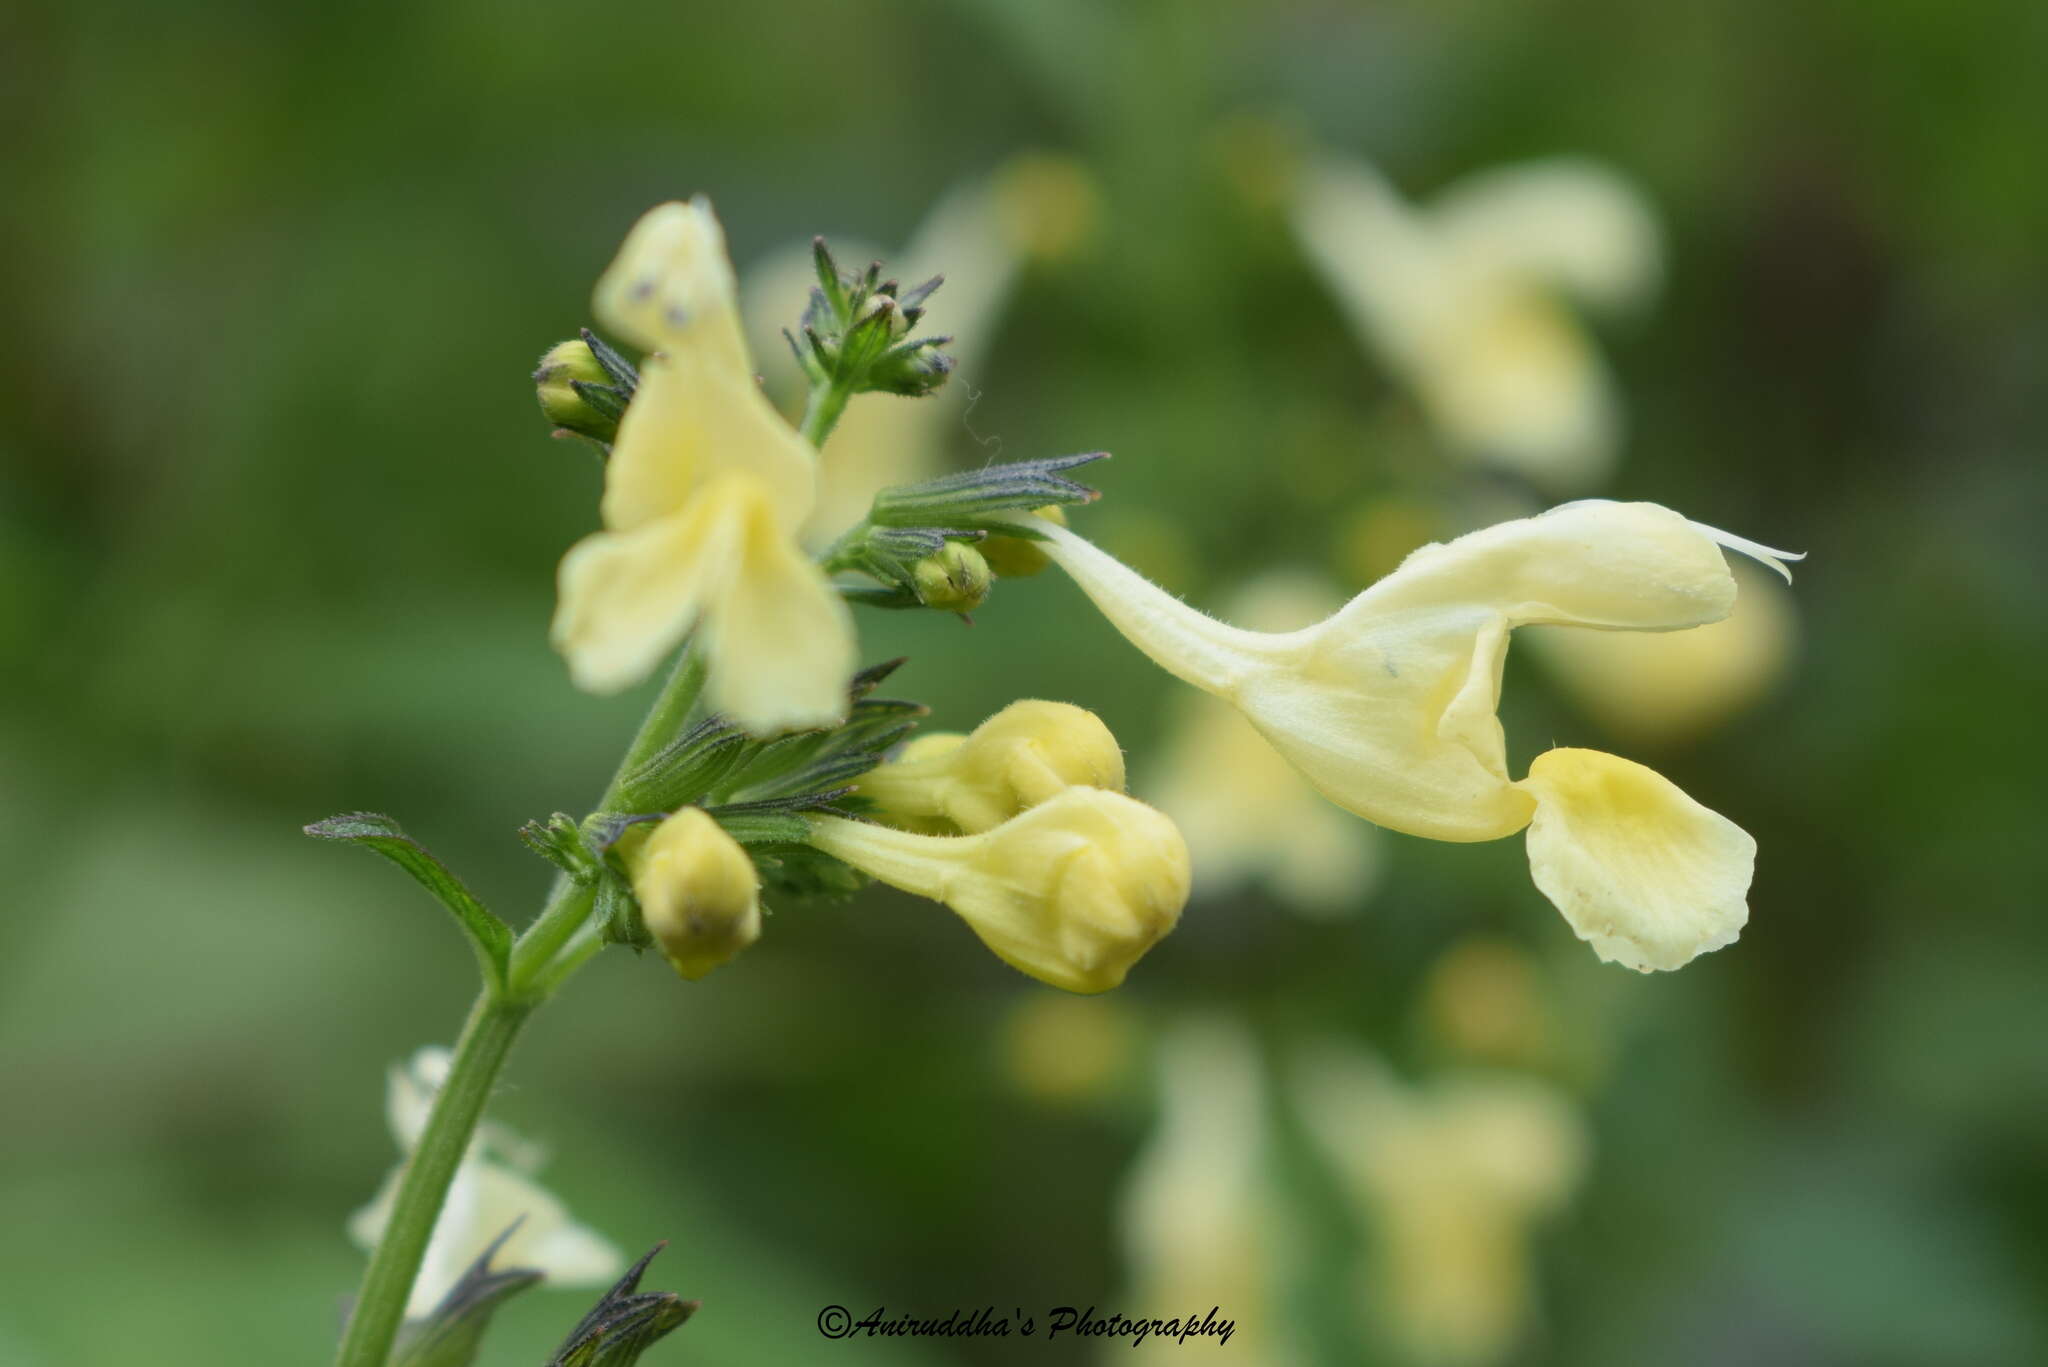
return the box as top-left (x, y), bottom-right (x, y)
top-left (305, 812), bottom-right (512, 989)
top-left (391, 1224), bottom-right (543, 1367)
top-left (547, 1244), bottom-right (698, 1367)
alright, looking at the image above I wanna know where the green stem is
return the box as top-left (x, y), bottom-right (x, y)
top-left (799, 376), bottom-right (854, 449)
top-left (334, 645), bottom-right (710, 1367)
top-left (333, 992), bottom-right (532, 1367)
top-left (504, 878), bottom-right (596, 997)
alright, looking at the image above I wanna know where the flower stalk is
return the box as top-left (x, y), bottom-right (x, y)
top-left (334, 645), bottom-right (709, 1367)
top-left (333, 992), bottom-right (532, 1367)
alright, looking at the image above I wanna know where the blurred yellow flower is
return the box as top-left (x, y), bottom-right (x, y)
top-left (1292, 156), bottom-right (1660, 490)
top-left (552, 198), bottom-right (855, 733)
top-left (807, 786), bottom-right (1188, 993)
top-left (1144, 571), bottom-right (1380, 918)
top-left (1525, 559), bottom-right (1798, 743)
top-left (1001, 992), bottom-right (1138, 1104)
top-left (349, 1048), bottom-right (622, 1319)
top-left (1417, 936), bottom-right (1559, 1070)
top-left (1031, 500), bottom-right (1802, 971)
top-left (742, 155), bottom-right (1100, 546)
top-left (857, 698), bottom-right (1126, 835)
top-left (626, 807), bottom-right (762, 981)
top-left (1294, 1045), bottom-right (1587, 1367)
top-left (1116, 1017), bottom-right (1303, 1366)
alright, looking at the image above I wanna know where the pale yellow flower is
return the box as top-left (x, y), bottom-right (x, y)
top-left (1524, 559), bottom-right (1798, 742)
top-left (1115, 1018), bottom-right (1304, 1366)
top-left (626, 807), bottom-right (761, 981)
top-left (742, 155), bottom-right (1100, 546)
top-left (1144, 572), bottom-right (1380, 918)
top-left (349, 1048), bottom-right (622, 1319)
top-left (1029, 500), bottom-right (1802, 971)
top-left (807, 786), bottom-right (1188, 993)
top-left (1294, 1045), bottom-right (1587, 1367)
top-left (1292, 156), bottom-right (1660, 490)
top-left (552, 198), bottom-right (855, 732)
top-left (857, 698), bottom-right (1126, 834)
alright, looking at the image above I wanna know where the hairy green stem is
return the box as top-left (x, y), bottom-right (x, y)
top-left (334, 647), bottom-right (708, 1367)
top-left (799, 376), bottom-right (854, 449)
top-left (333, 992), bottom-right (531, 1367)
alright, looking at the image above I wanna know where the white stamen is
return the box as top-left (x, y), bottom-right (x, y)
top-left (1686, 520), bottom-right (1806, 584)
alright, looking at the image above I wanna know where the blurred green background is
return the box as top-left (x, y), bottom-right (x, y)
top-left (4, 0), bottom-right (2046, 1363)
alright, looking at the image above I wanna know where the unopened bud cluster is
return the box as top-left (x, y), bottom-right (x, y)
top-left (792, 238), bottom-right (955, 399)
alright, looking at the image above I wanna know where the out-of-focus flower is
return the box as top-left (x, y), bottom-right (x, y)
top-left (1116, 1018), bottom-right (1305, 1366)
top-left (626, 808), bottom-right (762, 981)
top-left (1144, 571), bottom-right (1380, 918)
top-left (806, 786), bottom-right (1187, 993)
top-left (1000, 992), bottom-right (1138, 1105)
top-left (1524, 560), bottom-right (1798, 743)
top-left (349, 1048), bottom-right (623, 1319)
top-left (1291, 156), bottom-right (1660, 490)
top-left (1030, 500), bottom-right (1803, 971)
top-left (743, 155), bottom-right (1100, 546)
top-left (857, 698), bottom-right (1126, 834)
top-left (1293, 1045), bottom-right (1587, 1367)
top-left (1418, 936), bottom-right (1559, 1070)
top-left (552, 198), bottom-right (855, 732)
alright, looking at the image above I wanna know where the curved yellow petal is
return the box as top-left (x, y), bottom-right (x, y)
top-left (1516, 747), bottom-right (1754, 972)
top-left (592, 198), bottom-right (751, 370)
top-left (1427, 157), bottom-right (1662, 312)
top-left (1345, 500), bottom-right (1735, 632)
top-left (551, 501), bottom-right (730, 695)
top-left (601, 354), bottom-right (817, 534)
top-left (698, 477), bottom-right (856, 734)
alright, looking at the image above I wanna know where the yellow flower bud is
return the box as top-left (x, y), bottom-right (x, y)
top-left (534, 338), bottom-right (616, 442)
top-left (807, 787), bottom-right (1188, 994)
top-left (627, 808), bottom-right (761, 981)
top-left (911, 541), bottom-right (992, 613)
top-left (979, 505), bottom-right (1067, 579)
top-left (857, 700), bottom-right (1126, 834)
top-left (854, 291), bottom-right (912, 339)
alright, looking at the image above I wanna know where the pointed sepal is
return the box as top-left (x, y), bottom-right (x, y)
top-left (545, 1244), bottom-right (699, 1367)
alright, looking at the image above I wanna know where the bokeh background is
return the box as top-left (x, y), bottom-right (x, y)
top-left (4, 1), bottom-right (2046, 1363)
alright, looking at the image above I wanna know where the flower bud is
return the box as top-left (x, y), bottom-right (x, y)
top-left (857, 699), bottom-right (1125, 834)
top-left (626, 809), bottom-right (761, 981)
top-left (911, 541), bottom-right (992, 613)
top-left (855, 291), bottom-right (912, 339)
top-left (807, 786), bottom-right (1189, 993)
top-left (979, 505), bottom-right (1068, 578)
top-left (535, 339), bottom-right (622, 443)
